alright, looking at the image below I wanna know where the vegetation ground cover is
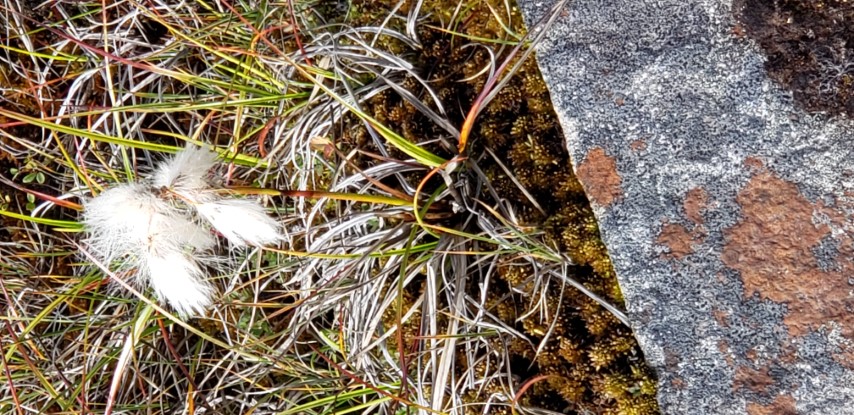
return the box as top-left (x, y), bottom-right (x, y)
top-left (0, 0), bottom-right (658, 413)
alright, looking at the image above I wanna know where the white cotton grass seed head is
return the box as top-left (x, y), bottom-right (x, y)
top-left (152, 145), bottom-right (218, 199)
top-left (145, 251), bottom-right (214, 316)
top-left (81, 145), bottom-right (283, 318)
top-left (82, 182), bottom-right (217, 317)
top-left (82, 183), bottom-right (169, 273)
top-left (196, 198), bottom-right (283, 247)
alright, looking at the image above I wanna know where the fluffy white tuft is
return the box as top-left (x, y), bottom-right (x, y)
top-left (82, 182), bottom-right (216, 317)
top-left (151, 145), bottom-right (218, 196)
top-left (82, 146), bottom-right (282, 317)
top-left (144, 251), bottom-right (214, 316)
top-left (196, 198), bottom-right (282, 247)
top-left (83, 184), bottom-right (165, 277)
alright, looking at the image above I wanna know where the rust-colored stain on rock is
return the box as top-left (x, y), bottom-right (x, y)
top-left (721, 172), bottom-right (854, 338)
top-left (743, 156), bottom-right (765, 172)
top-left (712, 308), bottom-right (730, 327)
top-left (684, 187), bottom-right (709, 225)
top-left (630, 139), bottom-right (647, 152)
top-left (656, 188), bottom-right (710, 260)
top-left (576, 147), bottom-right (622, 207)
top-left (746, 394), bottom-right (798, 415)
top-left (779, 340), bottom-right (799, 364)
top-left (657, 222), bottom-right (696, 259)
top-left (733, 365), bottom-right (775, 394)
top-left (833, 345), bottom-right (854, 370)
top-left (745, 348), bottom-right (759, 362)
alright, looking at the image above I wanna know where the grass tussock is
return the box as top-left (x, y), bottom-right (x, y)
top-left (0, 0), bottom-right (658, 414)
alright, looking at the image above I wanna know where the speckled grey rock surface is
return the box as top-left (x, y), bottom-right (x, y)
top-left (517, 0), bottom-right (854, 413)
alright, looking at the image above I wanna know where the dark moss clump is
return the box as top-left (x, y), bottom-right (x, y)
top-left (735, 0), bottom-right (854, 116)
top-left (333, 0), bottom-right (659, 413)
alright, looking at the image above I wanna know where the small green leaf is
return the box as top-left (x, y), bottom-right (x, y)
top-left (23, 172), bottom-right (36, 183)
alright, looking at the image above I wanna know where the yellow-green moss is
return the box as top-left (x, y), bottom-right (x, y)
top-left (335, 0), bottom-right (659, 413)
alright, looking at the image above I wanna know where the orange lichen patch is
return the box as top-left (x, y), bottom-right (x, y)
top-left (779, 341), bottom-right (799, 364)
top-left (746, 394), bottom-right (798, 415)
top-left (657, 188), bottom-right (711, 262)
top-left (713, 308), bottom-right (730, 327)
top-left (657, 222), bottom-right (696, 259)
top-left (722, 172), bottom-right (854, 338)
top-left (671, 377), bottom-right (686, 389)
top-left (743, 156), bottom-right (765, 172)
top-left (576, 147), bottom-right (622, 207)
top-left (630, 139), bottom-right (647, 152)
top-left (733, 365), bottom-right (775, 394)
top-left (684, 187), bottom-right (709, 225)
top-left (745, 348), bottom-right (759, 362)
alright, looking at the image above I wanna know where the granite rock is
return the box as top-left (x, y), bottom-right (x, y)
top-left (517, 0), bottom-right (854, 413)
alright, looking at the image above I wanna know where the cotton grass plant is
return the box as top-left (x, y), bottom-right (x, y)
top-left (82, 145), bottom-right (282, 316)
top-left (0, 0), bottom-right (627, 413)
